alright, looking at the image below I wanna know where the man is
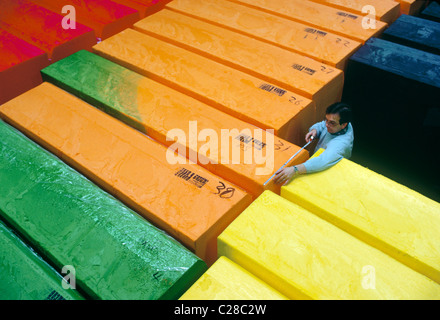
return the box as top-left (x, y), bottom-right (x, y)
top-left (274, 102), bottom-right (354, 185)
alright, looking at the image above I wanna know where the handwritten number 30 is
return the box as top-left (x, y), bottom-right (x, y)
top-left (215, 182), bottom-right (235, 199)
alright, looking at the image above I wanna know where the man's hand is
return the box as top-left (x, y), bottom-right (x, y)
top-left (305, 129), bottom-right (317, 143)
top-left (274, 166), bottom-right (297, 185)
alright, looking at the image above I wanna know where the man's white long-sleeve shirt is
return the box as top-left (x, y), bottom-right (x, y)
top-left (303, 120), bottom-right (354, 173)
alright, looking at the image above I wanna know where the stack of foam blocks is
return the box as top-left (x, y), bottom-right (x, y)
top-left (1, 0), bottom-right (439, 300)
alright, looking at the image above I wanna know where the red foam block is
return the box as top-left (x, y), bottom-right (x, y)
top-left (0, 0), bottom-right (96, 61)
top-left (32, 0), bottom-right (140, 39)
top-left (0, 29), bottom-right (49, 104)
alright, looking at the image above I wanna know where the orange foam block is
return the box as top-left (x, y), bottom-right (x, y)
top-left (93, 28), bottom-right (315, 145)
top-left (111, 0), bottom-right (172, 18)
top-left (0, 82), bottom-right (252, 265)
top-left (0, 29), bottom-right (49, 104)
top-left (92, 27), bottom-right (314, 143)
top-left (166, 0), bottom-right (361, 70)
top-left (31, 0), bottom-right (140, 40)
top-left (309, 0), bottom-right (401, 24)
top-left (62, 50), bottom-right (308, 198)
top-left (0, 0), bottom-right (96, 61)
top-left (227, 0), bottom-right (388, 43)
top-left (134, 9), bottom-right (344, 120)
top-left (395, 0), bottom-right (426, 15)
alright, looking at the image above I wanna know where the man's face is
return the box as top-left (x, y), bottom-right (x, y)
top-left (325, 113), bottom-right (347, 134)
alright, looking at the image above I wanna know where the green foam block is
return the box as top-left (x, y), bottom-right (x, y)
top-left (41, 49), bottom-right (146, 132)
top-left (0, 220), bottom-right (84, 300)
top-left (0, 120), bottom-right (206, 300)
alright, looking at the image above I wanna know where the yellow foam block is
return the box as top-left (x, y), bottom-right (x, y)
top-left (228, 0), bottom-right (388, 43)
top-left (218, 190), bottom-right (440, 299)
top-left (180, 256), bottom-right (287, 300)
top-left (309, 0), bottom-right (400, 24)
top-left (93, 28), bottom-right (314, 144)
top-left (167, 0), bottom-right (361, 69)
top-left (281, 151), bottom-right (440, 284)
top-left (134, 9), bottom-right (344, 121)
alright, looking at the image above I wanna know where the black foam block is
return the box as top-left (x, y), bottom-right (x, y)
top-left (342, 37), bottom-right (439, 172)
top-left (420, 1), bottom-right (440, 23)
top-left (382, 14), bottom-right (440, 55)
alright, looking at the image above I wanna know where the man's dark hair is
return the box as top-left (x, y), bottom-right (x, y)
top-left (326, 102), bottom-right (352, 125)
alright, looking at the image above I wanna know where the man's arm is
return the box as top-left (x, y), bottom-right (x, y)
top-left (273, 124), bottom-right (318, 185)
top-left (305, 129), bottom-right (317, 143)
top-left (302, 144), bottom-right (345, 173)
top-left (309, 121), bottom-right (325, 139)
top-left (304, 125), bottom-right (353, 173)
top-left (274, 132), bottom-right (352, 185)
top-left (273, 163), bottom-right (306, 185)
top-left (274, 145), bottom-right (343, 185)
